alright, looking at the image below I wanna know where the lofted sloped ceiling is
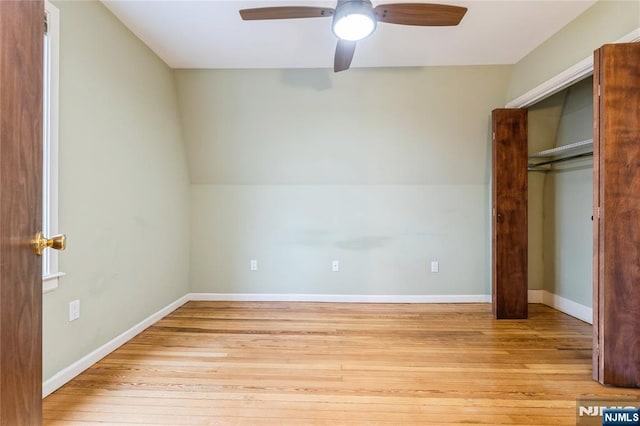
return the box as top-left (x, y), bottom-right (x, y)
top-left (101, 0), bottom-right (597, 69)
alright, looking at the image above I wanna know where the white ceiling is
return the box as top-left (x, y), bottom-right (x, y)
top-left (101, 0), bottom-right (597, 70)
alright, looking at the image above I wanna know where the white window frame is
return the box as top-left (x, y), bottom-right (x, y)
top-left (43, 1), bottom-right (63, 293)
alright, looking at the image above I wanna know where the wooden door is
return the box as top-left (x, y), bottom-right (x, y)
top-left (492, 109), bottom-right (528, 319)
top-left (0, 1), bottom-right (44, 423)
top-left (593, 42), bottom-right (640, 387)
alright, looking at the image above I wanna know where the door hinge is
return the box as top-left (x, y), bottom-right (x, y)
top-left (597, 84), bottom-right (601, 97)
top-left (492, 132), bottom-right (495, 141)
top-left (597, 206), bottom-right (601, 219)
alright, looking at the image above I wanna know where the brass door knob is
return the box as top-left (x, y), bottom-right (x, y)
top-left (34, 232), bottom-right (66, 256)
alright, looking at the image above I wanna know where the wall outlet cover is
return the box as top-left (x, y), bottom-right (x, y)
top-left (69, 299), bottom-right (80, 322)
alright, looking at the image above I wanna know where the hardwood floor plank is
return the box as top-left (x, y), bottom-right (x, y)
top-left (43, 302), bottom-right (640, 425)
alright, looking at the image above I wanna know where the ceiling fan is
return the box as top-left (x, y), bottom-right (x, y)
top-left (239, 1), bottom-right (467, 72)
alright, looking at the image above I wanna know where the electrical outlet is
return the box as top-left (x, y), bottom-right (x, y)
top-left (69, 299), bottom-right (80, 321)
top-left (332, 260), bottom-right (340, 272)
top-left (431, 260), bottom-right (439, 273)
top-left (250, 259), bottom-right (258, 271)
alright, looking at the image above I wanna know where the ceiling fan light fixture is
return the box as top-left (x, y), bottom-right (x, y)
top-left (332, 0), bottom-right (376, 41)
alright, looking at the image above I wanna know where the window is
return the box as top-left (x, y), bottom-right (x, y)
top-left (43, 1), bottom-right (63, 293)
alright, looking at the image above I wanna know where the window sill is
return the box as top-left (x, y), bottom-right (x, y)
top-left (43, 272), bottom-right (65, 294)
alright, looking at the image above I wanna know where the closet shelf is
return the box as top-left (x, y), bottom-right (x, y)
top-left (528, 139), bottom-right (593, 170)
top-left (529, 139), bottom-right (593, 158)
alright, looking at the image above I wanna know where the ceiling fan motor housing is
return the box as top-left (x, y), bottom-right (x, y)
top-left (332, 0), bottom-right (377, 41)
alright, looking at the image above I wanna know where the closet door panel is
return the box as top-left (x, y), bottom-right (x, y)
top-left (492, 109), bottom-right (528, 319)
top-left (592, 48), bottom-right (602, 382)
top-left (595, 42), bottom-right (640, 387)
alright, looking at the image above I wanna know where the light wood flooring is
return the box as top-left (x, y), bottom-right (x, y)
top-left (43, 302), bottom-right (640, 425)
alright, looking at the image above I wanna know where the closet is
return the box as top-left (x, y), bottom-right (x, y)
top-left (492, 80), bottom-right (593, 320)
top-left (492, 42), bottom-right (640, 387)
top-left (527, 77), bottom-right (594, 316)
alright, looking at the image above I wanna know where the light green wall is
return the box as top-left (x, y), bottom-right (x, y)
top-left (191, 184), bottom-right (488, 295)
top-left (43, 1), bottom-right (190, 380)
top-left (543, 167), bottom-right (593, 306)
top-left (177, 68), bottom-right (509, 185)
top-left (507, 0), bottom-right (640, 101)
top-left (542, 78), bottom-right (593, 307)
top-left (177, 67), bottom-right (512, 296)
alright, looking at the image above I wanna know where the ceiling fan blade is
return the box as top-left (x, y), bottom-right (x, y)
top-left (374, 3), bottom-right (467, 26)
top-left (240, 7), bottom-right (334, 20)
top-left (334, 39), bottom-right (356, 72)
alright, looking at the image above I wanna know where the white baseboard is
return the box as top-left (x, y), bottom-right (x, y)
top-left (42, 290), bottom-right (591, 398)
top-left (542, 291), bottom-right (592, 324)
top-left (42, 293), bottom-right (190, 398)
top-left (528, 289), bottom-right (544, 303)
top-left (529, 289), bottom-right (591, 323)
top-left (188, 292), bottom-right (491, 303)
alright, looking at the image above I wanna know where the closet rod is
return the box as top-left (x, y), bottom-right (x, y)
top-left (528, 151), bottom-right (593, 170)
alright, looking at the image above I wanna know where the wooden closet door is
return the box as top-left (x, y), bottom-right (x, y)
top-left (593, 42), bottom-right (640, 387)
top-left (492, 109), bottom-right (528, 319)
